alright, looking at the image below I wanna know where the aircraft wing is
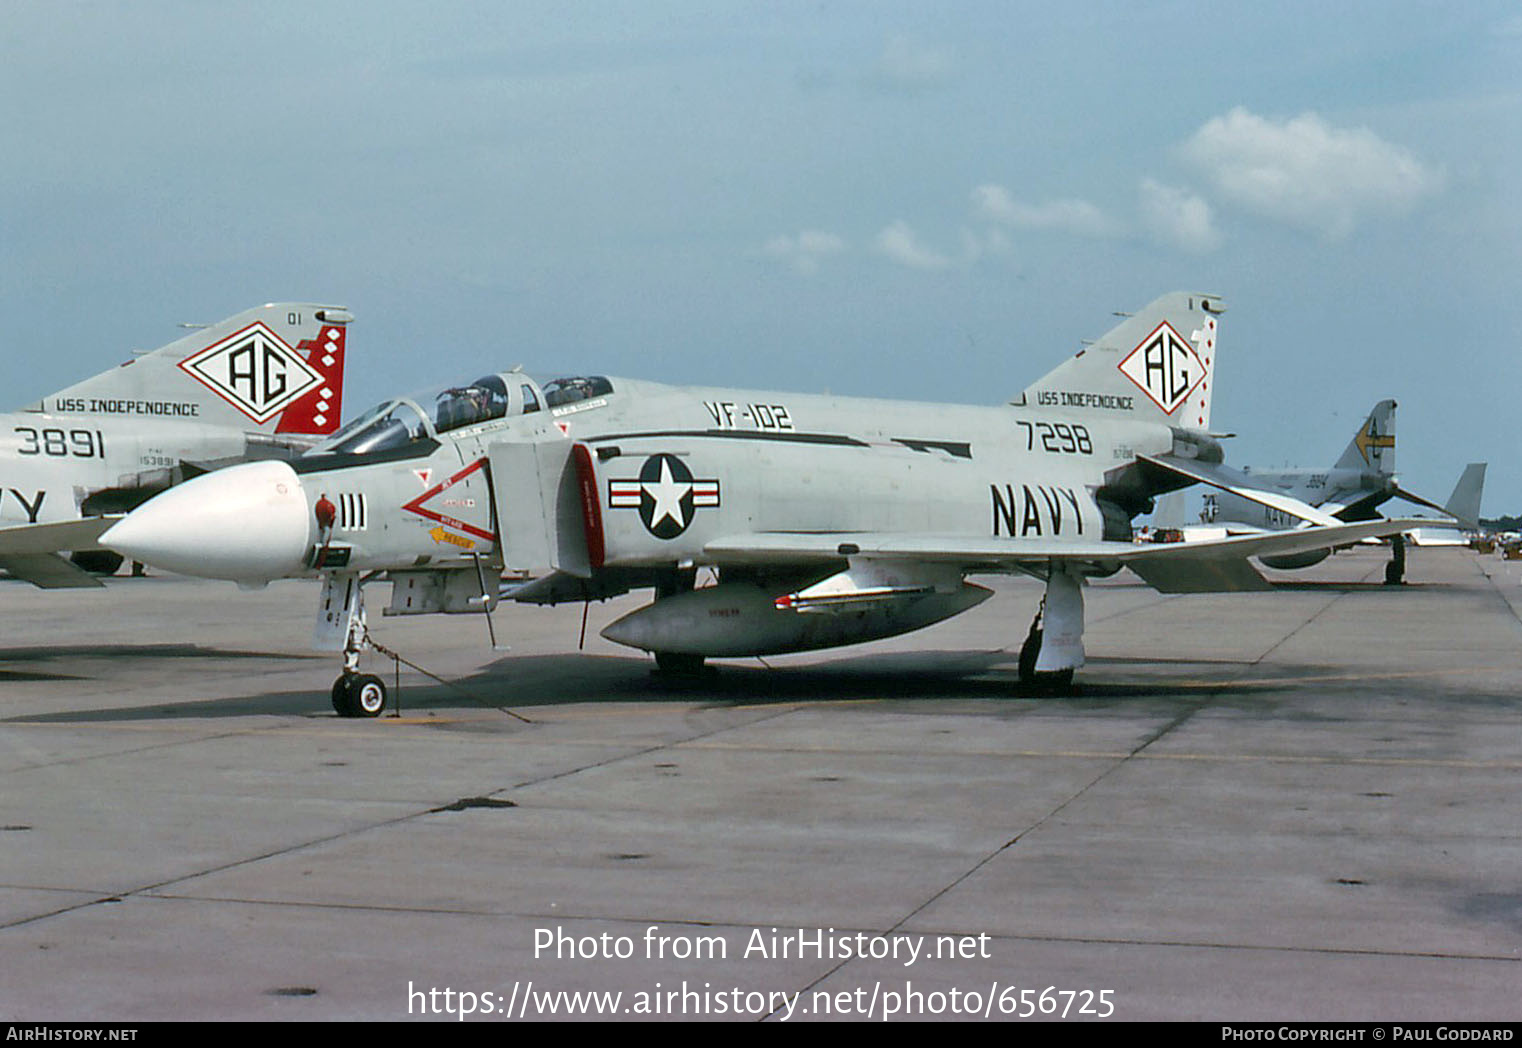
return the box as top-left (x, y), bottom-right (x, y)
top-left (703, 517), bottom-right (1428, 594)
top-left (0, 518), bottom-right (119, 589)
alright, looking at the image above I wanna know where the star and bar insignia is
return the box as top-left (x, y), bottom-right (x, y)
top-left (608, 453), bottom-right (720, 539)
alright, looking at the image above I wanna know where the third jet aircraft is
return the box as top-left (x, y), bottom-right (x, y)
top-left (0, 304), bottom-right (350, 587)
top-left (1197, 400), bottom-right (1482, 582)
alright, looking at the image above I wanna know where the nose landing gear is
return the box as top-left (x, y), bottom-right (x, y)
top-left (332, 672), bottom-right (388, 717)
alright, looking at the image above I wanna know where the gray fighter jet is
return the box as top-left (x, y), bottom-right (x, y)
top-left (101, 292), bottom-right (1425, 714)
top-left (0, 304), bottom-right (350, 587)
top-left (1199, 400), bottom-right (1479, 581)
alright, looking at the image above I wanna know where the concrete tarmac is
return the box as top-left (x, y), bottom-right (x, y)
top-left (2, 546), bottom-right (1521, 1021)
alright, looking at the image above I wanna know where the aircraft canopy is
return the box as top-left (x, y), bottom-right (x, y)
top-left (310, 373), bottom-right (615, 455)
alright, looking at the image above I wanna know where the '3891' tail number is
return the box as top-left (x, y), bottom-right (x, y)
top-left (14, 427), bottom-right (105, 458)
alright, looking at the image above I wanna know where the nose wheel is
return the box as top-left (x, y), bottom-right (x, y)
top-left (320, 573), bottom-right (388, 717)
top-left (654, 652), bottom-right (707, 676)
top-left (332, 673), bottom-right (388, 718)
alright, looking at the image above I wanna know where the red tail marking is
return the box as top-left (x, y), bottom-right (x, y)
top-left (275, 323), bottom-right (347, 435)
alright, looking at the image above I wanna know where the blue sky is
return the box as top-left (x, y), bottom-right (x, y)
top-left (4, 1), bottom-right (1519, 511)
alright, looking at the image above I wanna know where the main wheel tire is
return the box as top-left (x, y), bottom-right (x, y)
top-left (654, 652), bottom-right (706, 675)
top-left (1018, 629), bottom-right (1075, 692)
top-left (1029, 667), bottom-right (1076, 692)
top-left (1017, 628), bottom-right (1042, 684)
top-left (331, 676), bottom-right (352, 716)
top-left (70, 550), bottom-right (125, 576)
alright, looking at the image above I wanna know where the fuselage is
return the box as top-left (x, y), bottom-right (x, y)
top-left (0, 411), bottom-right (258, 526)
top-left (277, 375), bottom-right (1185, 580)
top-left (1207, 465), bottom-right (1393, 529)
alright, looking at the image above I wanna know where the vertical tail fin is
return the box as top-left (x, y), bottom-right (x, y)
top-left (1333, 399), bottom-right (1396, 475)
top-left (24, 303), bottom-right (352, 436)
top-left (273, 317), bottom-right (348, 435)
top-left (1017, 292), bottom-right (1226, 430)
top-left (1443, 463), bottom-right (1486, 526)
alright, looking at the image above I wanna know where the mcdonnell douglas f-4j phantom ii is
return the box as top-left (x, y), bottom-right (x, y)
top-left (1196, 400), bottom-right (1482, 582)
top-left (0, 304), bottom-right (351, 588)
top-left (102, 292), bottom-right (1427, 715)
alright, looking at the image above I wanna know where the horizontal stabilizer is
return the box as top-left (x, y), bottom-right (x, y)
top-left (0, 553), bottom-right (104, 589)
top-left (1141, 453), bottom-right (1342, 526)
top-left (1442, 463), bottom-right (1486, 527)
top-left (0, 516), bottom-right (118, 554)
top-left (1128, 557), bottom-right (1271, 593)
top-left (1388, 464), bottom-right (1484, 534)
top-left (1390, 484), bottom-right (1451, 517)
top-left (0, 518), bottom-right (121, 587)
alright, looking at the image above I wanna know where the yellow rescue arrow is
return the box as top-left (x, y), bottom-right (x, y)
top-left (429, 526), bottom-right (475, 550)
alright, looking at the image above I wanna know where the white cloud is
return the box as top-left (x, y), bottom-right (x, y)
top-left (761, 229), bottom-right (846, 275)
top-left (958, 225), bottom-right (1010, 265)
top-left (972, 184), bottom-right (1118, 238)
top-left (1181, 107), bottom-right (1442, 238)
top-left (1139, 179), bottom-right (1223, 253)
top-left (874, 220), bottom-right (951, 270)
top-left (871, 34), bottom-right (955, 91)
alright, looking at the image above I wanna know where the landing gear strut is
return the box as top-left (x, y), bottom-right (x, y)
top-left (1018, 565), bottom-right (1084, 692)
top-left (1384, 534), bottom-right (1406, 586)
top-left (1018, 605), bottom-right (1074, 690)
top-left (320, 572), bottom-right (388, 717)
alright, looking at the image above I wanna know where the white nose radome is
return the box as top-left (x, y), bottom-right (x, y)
top-left (101, 460), bottom-right (313, 583)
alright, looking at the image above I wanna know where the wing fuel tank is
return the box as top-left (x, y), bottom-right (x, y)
top-left (600, 579), bottom-right (992, 657)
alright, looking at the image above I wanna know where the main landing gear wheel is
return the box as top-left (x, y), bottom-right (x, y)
top-left (1017, 601), bottom-right (1076, 693)
top-left (1025, 665), bottom-right (1075, 691)
top-left (70, 550), bottom-right (125, 576)
top-left (1385, 534), bottom-right (1407, 586)
top-left (654, 652), bottom-right (706, 676)
top-left (1018, 623), bottom-right (1042, 684)
top-left (331, 673), bottom-right (388, 717)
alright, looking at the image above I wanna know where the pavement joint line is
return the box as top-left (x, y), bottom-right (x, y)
top-left (1477, 557), bottom-right (1522, 642)
top-left (0, 723), bottom-right (296, 777)
top-left (674, 739), bottom-right (1522, 769)
top-left (0, 704), bottom-right (808, 935)
top-left (1249, 561), bottom-right (1382, 665)
top-left (773, 711), bottom-right (1171, 1015)
top-left (769, 562), bottom-right (1390, 1017)
top-left (504, 703), bottom-right (804, 792)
